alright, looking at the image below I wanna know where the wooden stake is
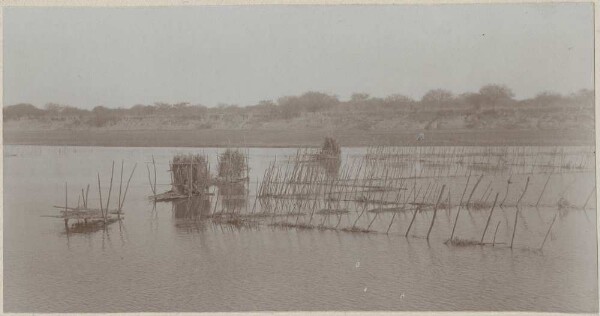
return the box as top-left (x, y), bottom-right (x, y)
top-left (426, 184), bottom-right (446, 241)
top-left (105, 161), bottom-right (115, 215)
top-left (212, 189), bottom-right (219, 214)
top-left (352, 200), bottom-right (369, 229)
top-left (97, 173), bottom-right (104, 221)
top-left (147, 164), bottom-right (156, 196)
top-left (188, 160), bottom-right (192, 197)
top-left (405, 188), bottom-right (422, 237)
top-left (465, 175), bottom-right (484, 209)
top-left (480, 192), bottom-right (499, 244)
top-left (536, 173), bottom-right (552, 208)
top-left (152, 155), bottom-right (157, 197)
top-left (85, 184), bottom-right (90, 209)
top-left (119, 163), bottom-right (137, 210)
top-left (492, 220), bottom-right (501, 247)
top-left (540, 212), bottom-right (558, 250)
top-left (65, 182), bottom-right (68, 213)
top-left (500, 175), bottom-right (512, 207)
top-left (81, 188), bottom-right (86, 209)
top-left (366, 213), bottom-right (378, 231)
top-left (251, 194), bottom-right (258, 214)
top-left (516, 176), bottom-right (530, 207)
top-left (450, 174), bottom-right (472, 241)
top-left (118, 160), bottom-right (124, 212)
top-left (510, 206), bottom-right (520, 249)
top-left (583, 185), bottom-right (596, 209)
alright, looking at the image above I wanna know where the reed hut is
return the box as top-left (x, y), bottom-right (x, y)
top-left (170, 154), bottom-right (210, 196)
top-left (319, 137), bottom-right (341, 160)
top-left (217, 149), bottom-right (248, 181)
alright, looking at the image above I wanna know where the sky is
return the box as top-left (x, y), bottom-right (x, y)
top-left (3, 4), bottom-right (594, 109)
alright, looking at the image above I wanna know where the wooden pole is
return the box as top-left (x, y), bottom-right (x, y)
top-left (97, 173), bottom-right (104, 221)
top-left (426, 184), bottom-right (446, 241)
top-left (480, 192), bottom-right (499, 244)
top-left (212, 189), bottom-right (219, 214)
top-left (352, 200), bottom-right (369, 229)
top-left (120, 163), bottom-right (137, 210)
top-left (500, 175), bottom-right (512, 206)
top-left (536, 173), bottom-right (552, 208)
top-left (405, 185), bottom-right (422, 237)
top-left (80, 188), bottom-right (86, 209)
top-left (152, 155), bottom-right (157, 197)
top-left (65, 182), bottom-right (68, 213)
top-left (85, 184), bottom-right (90, 209)
top-left (516, 177), bottom-right (530, 207)
top-left (147, 164), bottom-right (156, 196)
top-left (465, 175), bottom-right (484, 209)
top-left (118, 160), bottom-right (124, 212)
top-left (105, 161), bottom-right (115, 216)
top-left (188, 160), bottom-right (192, 197)
top-left (510, 206), bottom-right (520, 249)
top-left (450, 174), bottom-right (472, 241)
top-left (492, 220), bottom-right (501, 247)
top-left (246, 149), bottom-right (250, 196)
top-left (366, 212), bottom-right (378, 231)
top-left (251, 194), bottom-right (258, 214)
top-left (477, 181), bottom-right (493, 205)
top-left (385, 186), bottom-right (405, 234)
top-left (583, 185), bottom-right (596, 209)
top-left (540, 212), bottom-right (558, 250)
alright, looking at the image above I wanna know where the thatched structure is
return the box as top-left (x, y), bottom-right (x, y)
top-left (319, 137), bottom-right (341, 159)
top-left (170, 154), bottom-right (210, 196)
top-left (217, 149), bottom-right (248, 181)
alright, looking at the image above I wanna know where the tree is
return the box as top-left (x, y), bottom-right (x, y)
top-left (3, 103), bottom-right (44, 120)
top-left (456, 92), bottom-right (483, 110)
top-left (478, 84), bottom-right (514, 105)
top-left (567, 89), bottom-right (594, 108)
top-left (421, 89), bottom-right (454, 106)
top-left (277, 92), bottom-right (339, 119)
top-left (257, 100), bottom-right (276, 108)
top-left (173, 102), bottom-right (190, 110)
top-left (385, 94), bottom-right (413, 103)
top-left (351, 93), bottom-right (370, 102)
top-left (91, 105), bottom-right (116, 127)
top-left (532, 91), bottom-right (562, 106)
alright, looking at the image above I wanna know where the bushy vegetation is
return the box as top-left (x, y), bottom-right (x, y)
top-left (4, 85), bottom-right (593, 131)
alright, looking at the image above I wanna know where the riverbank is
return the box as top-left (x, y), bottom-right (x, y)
top-left (3, 128), bottom-right (594, 147)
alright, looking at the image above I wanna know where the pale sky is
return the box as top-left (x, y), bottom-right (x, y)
top-left (4, 4), bottom-right (594, 109)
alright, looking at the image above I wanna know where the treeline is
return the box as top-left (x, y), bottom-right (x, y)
top-left (3, 85), bottom-right (593, 128)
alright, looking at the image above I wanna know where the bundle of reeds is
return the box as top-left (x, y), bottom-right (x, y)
top-left (170, 154), bottom-right (210, 196)
top-left (319, 137), bottom-right (341, 160)
top-left (217, 149), bottom-right (248, 180)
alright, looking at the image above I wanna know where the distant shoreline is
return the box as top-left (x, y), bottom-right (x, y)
top-left (3, 128), bottom-right (594, 147)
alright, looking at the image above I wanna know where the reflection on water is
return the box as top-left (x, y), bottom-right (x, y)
top-left (172, 197), bottom-right (211, 220)
top-left (3, 145), bottom-right (598, 313)
top-left (216, 182), bottom-right (248, 212)
top-left (318, 158), bottom-right (341, 179)
top-left (64, 218), bottom-right (121, 235)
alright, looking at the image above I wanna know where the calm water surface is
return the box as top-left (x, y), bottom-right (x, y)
top-left (3, 145), bottom-right (597, 312)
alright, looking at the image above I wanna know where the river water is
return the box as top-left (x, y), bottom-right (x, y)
top-left (3, 145), bottom-right (597, 312)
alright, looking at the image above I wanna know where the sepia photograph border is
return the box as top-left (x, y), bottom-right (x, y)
top-left (0, 0), bottom-right (597, 315)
